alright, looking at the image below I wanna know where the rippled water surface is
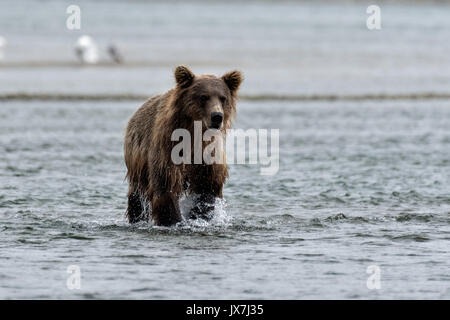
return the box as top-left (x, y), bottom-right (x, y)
top-left (1, 100), bottom-right (449, 299)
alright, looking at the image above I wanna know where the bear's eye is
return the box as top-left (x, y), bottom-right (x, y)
top-left (200, 95), bottom-right (209, 103)
top-left (219, 96), bottom-right (226, 104)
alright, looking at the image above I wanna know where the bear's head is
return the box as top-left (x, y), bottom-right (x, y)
top-left (173, 65), bottom-right (243, 131)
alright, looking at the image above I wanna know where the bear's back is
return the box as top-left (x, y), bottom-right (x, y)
top-left (124, 91), bottom-right (173, 177)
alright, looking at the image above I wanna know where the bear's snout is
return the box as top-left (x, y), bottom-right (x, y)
top-left (210, 112), bottom-right (223, 129)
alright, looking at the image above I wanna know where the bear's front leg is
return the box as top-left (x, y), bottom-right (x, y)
top-left (189, 193), bottom-right (216, 220)
top-left (151, 192), bottom-right (181, 226)
top-left (126, 190), bottom-right (147, 223)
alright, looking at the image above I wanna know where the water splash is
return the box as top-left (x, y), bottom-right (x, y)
top-left (179, 195), bottom-right (232, 229)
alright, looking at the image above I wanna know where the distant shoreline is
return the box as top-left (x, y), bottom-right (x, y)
top-left (1, 92), bottom-right (450, 102)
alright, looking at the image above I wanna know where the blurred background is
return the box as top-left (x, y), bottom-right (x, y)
top-left (1, 0), bottom-right (450, 97)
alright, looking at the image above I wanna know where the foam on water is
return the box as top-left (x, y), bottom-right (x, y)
top-left (178, 195), bottom-right (233, 229)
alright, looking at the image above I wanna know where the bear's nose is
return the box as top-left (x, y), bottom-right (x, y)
top-left (211, 112), bottom-right (223, 127)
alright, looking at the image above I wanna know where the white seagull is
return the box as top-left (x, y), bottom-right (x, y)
top-left (75, 35), bottom-right (99, 64)
top-left (0, 36), bottom-right (7, 60)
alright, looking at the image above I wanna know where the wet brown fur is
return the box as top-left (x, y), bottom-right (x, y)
top-left (124, 66), bottom-right (243, 225)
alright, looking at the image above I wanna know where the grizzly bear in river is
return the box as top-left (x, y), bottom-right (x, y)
top-left (124, 66), bottom-right (243, 226)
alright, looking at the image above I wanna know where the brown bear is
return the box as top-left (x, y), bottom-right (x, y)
top-left (124, 65), bottom-right (243, 226)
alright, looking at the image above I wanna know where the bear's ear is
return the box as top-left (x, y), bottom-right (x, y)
top-left (222, 70), bottom-right (243, 94)
top-left (174, 65), bottom-right (195, 88)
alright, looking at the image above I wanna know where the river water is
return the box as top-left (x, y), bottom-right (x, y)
top-left (0, 0), bottom-right (449, 299)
